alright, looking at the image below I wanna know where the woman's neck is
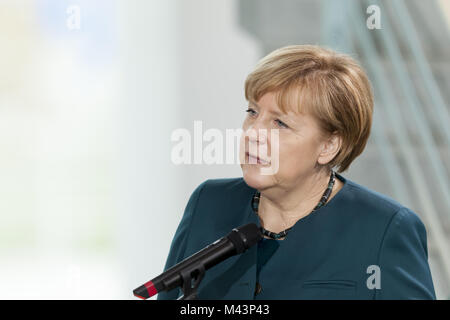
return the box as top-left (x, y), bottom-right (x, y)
top-left (257, 169), bottom-right (341, 233)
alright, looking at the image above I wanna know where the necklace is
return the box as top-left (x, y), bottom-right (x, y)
top-left (252, 170), bottom-right (336, 240)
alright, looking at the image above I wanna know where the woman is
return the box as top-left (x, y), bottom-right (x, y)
top-left (157, 45), bottom-right (436, 300)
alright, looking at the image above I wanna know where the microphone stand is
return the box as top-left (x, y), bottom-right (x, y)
top-left (177, 261), bottom-right (206, 300)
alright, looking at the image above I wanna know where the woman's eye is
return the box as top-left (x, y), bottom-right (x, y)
top-left (245, 108), bottom-right (257, 116)
top-left (275, 119), bottom-right (288, 128)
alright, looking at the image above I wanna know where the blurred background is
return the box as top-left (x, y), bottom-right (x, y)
top-left (0, 0), bottom-right (449, 299)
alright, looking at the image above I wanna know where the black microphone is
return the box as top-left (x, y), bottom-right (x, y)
top-left (133, 223), bottom-right (262, 299)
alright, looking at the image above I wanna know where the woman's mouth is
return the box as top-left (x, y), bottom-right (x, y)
top-left (246, 152), bottom-right (270, 165)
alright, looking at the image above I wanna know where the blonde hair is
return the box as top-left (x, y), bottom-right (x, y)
top-left (244, 45), bottom-right (374, 173)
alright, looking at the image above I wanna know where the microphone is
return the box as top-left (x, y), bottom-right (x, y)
top-left (133, 223), bottom-right (262, 300)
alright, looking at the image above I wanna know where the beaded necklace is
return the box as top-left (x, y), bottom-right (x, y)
top-left (252, 170), bottom-right (336, 240)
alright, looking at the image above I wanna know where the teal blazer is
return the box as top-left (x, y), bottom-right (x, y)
top-left (157, 173), bottom-right (436, 300)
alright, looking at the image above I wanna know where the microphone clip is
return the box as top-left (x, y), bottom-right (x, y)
top-left (177, 261), bottom-right (206, 300)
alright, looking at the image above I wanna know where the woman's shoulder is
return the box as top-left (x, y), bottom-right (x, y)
top-left (194, 177), bottom-right (255, 201)
top-left (184, 178), bottom-right (257, 247)
top-left (345, 178), bottom-right (404, 210)
top-left (188, 177), bottom-right (255, 217)
top-left (338, 175), bottom-right (422, 227)
top-left (201, 177), bottom-right (253, 190)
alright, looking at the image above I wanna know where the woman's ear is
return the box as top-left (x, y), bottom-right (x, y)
top-left (317, 132), bottom-right (342, 166)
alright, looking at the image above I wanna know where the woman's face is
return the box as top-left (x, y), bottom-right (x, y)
top-left (240, 91), bottom-right (330, 191)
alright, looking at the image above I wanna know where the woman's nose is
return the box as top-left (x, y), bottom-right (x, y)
top-left (246, 124), bottom-right (269, 144)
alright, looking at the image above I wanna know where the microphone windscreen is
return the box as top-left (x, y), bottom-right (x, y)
top-left (237, 222), bottom-right (262, 247)
top-left (227, 223), bottom-right (262, 253)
